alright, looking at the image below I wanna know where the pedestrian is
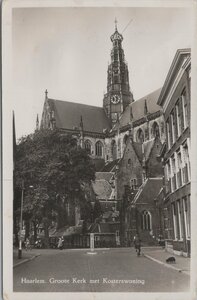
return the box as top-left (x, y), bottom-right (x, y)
top-left (57, 236), bottom-right (64, 250)
top-left (24, 238), bottom-right (31, 251)
top-left (133, 234), bottom-right (141, 256)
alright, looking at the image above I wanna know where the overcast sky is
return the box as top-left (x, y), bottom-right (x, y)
top-left (12, 6), bottom-right (192, 139)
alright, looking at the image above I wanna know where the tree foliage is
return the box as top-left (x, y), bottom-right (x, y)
top-left (14, 129), bottom-right (96, 240)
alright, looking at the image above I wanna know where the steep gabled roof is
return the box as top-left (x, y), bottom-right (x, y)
top-left (133, 178), bottom-right (163, 204)
top-left (92, 179), bottom-right (112, 200)
top-left (48, 98), bottom-right (111, 133)
top-left (95, 172), bottom-right (114, 182)
top-left (113, 88), bottom-right (162, 130)
top-left (101, 159), bottom-right (120, 172)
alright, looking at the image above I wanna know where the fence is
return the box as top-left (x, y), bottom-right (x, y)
top-left (49, 233), bottom-right (117, 249)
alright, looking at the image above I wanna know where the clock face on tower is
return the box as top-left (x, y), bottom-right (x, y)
top-left (111, 95), bottom-right (120, 104)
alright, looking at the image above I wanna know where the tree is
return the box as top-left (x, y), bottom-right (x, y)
top-left (14, 129), bottom-right (95, 245)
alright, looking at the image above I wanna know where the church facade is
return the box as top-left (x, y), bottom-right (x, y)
top-left (40, 24), bottom-right (167, 247)
top-left (40, 24), bottom-right (165, 166)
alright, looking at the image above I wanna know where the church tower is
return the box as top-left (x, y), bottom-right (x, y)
top-left (103, 20), bottom-right (134, 124)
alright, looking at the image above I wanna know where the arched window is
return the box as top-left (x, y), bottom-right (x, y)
top-left (84, 140), bottom-right (92, 155)
top-left (95, 141), bottom-right (103, 157)
top-left (136, 128), bottom-right (144, 143)
top-left (111, 140), bottom-right (117, 160)
top-left (141, 210), bottom-right (152, 231)
top-left (152, 122), bottom-right (160, 138)
top-left (145, 128), bottom-right (149, 140)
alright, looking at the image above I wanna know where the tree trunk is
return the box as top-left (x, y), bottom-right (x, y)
top-left (43, 218), bottom-right (49, 248)
top-left (33, 221), bottom-right (37, 243)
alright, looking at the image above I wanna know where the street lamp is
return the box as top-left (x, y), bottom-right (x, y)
top-left (18, 179), bottom-right (24, 259)
top-left (18, 183), bottom-right (34, 258)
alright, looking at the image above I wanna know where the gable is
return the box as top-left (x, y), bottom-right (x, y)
top-left (122, 140), bottom-right (142, 167)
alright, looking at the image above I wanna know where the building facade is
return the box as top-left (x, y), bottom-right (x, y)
top-left (37, 23), bottom-right (175, 245)
top-left (157, 49), bottom-right (191, 256)
top-left (118, 135), bottom-right (163, 246)
top-left (40, 24), bottom-right (165, 168)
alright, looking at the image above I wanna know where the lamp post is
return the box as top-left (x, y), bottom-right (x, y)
top-left (18, 179), bottom-right (24, 259)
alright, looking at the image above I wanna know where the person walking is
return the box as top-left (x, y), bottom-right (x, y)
top-left (133, 234), bottom-right (141, 256)
top-left (57, 236), bottom-right (64, 250)
top-left (24, 237), bottom-right (31, 251)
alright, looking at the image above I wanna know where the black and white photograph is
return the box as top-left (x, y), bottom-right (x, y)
top-left (2, 0), bottom-right (197, 299)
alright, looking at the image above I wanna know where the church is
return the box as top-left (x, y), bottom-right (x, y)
top-left (40, 22), bottom-right (165, 165)
top-left (40, 22), bottom-right (166, 246)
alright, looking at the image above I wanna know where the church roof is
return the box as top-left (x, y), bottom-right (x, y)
top-left (95, 172), bottom-right (114, 182)
top-left (101, 159), bottom-right (120, 172)
top-left (48, 98), bottom-right (111, 134)
top-left (133, 178), bottom-right (163, 204)
top-left (92, 179), bottom-right (112, 200)
top-left (113, 88), bottom-right (162, 130)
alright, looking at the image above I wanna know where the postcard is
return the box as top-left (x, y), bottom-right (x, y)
top-left (2, 0), bottom-right (197, 300)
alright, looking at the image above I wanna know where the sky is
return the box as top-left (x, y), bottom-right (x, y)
top-left (12, 6), bottom-right (192, 139)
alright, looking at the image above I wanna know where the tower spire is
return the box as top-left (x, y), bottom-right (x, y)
top-left (115, 17), bottom-right (118, 31)
top-left (103, 21), bottom-right (134, 124)
top-left (45, 89), bottom-right (48, 100)
top-left (144, 99), bottom-right (148, 115)
top-left (36, 114), bottom-right (39, 131)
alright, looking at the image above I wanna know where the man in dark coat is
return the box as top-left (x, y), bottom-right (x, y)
top-left (133, 234), bottom-right (141, 256)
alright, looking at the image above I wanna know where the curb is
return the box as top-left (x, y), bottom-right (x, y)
top-left (144, 254), bottom-right (190, 276)
top-left (61, 248), bottom-right (110, 251)
top-left (13, 254), bottom-right (41, 268)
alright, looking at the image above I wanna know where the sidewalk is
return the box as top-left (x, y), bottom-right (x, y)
top-left (13, 248), bottom-right (41, 267)
top-left (142, 247), bottom-right (190, 275)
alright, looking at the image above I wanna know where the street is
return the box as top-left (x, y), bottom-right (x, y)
top-left (13, 248), bottom-right (190, 292)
